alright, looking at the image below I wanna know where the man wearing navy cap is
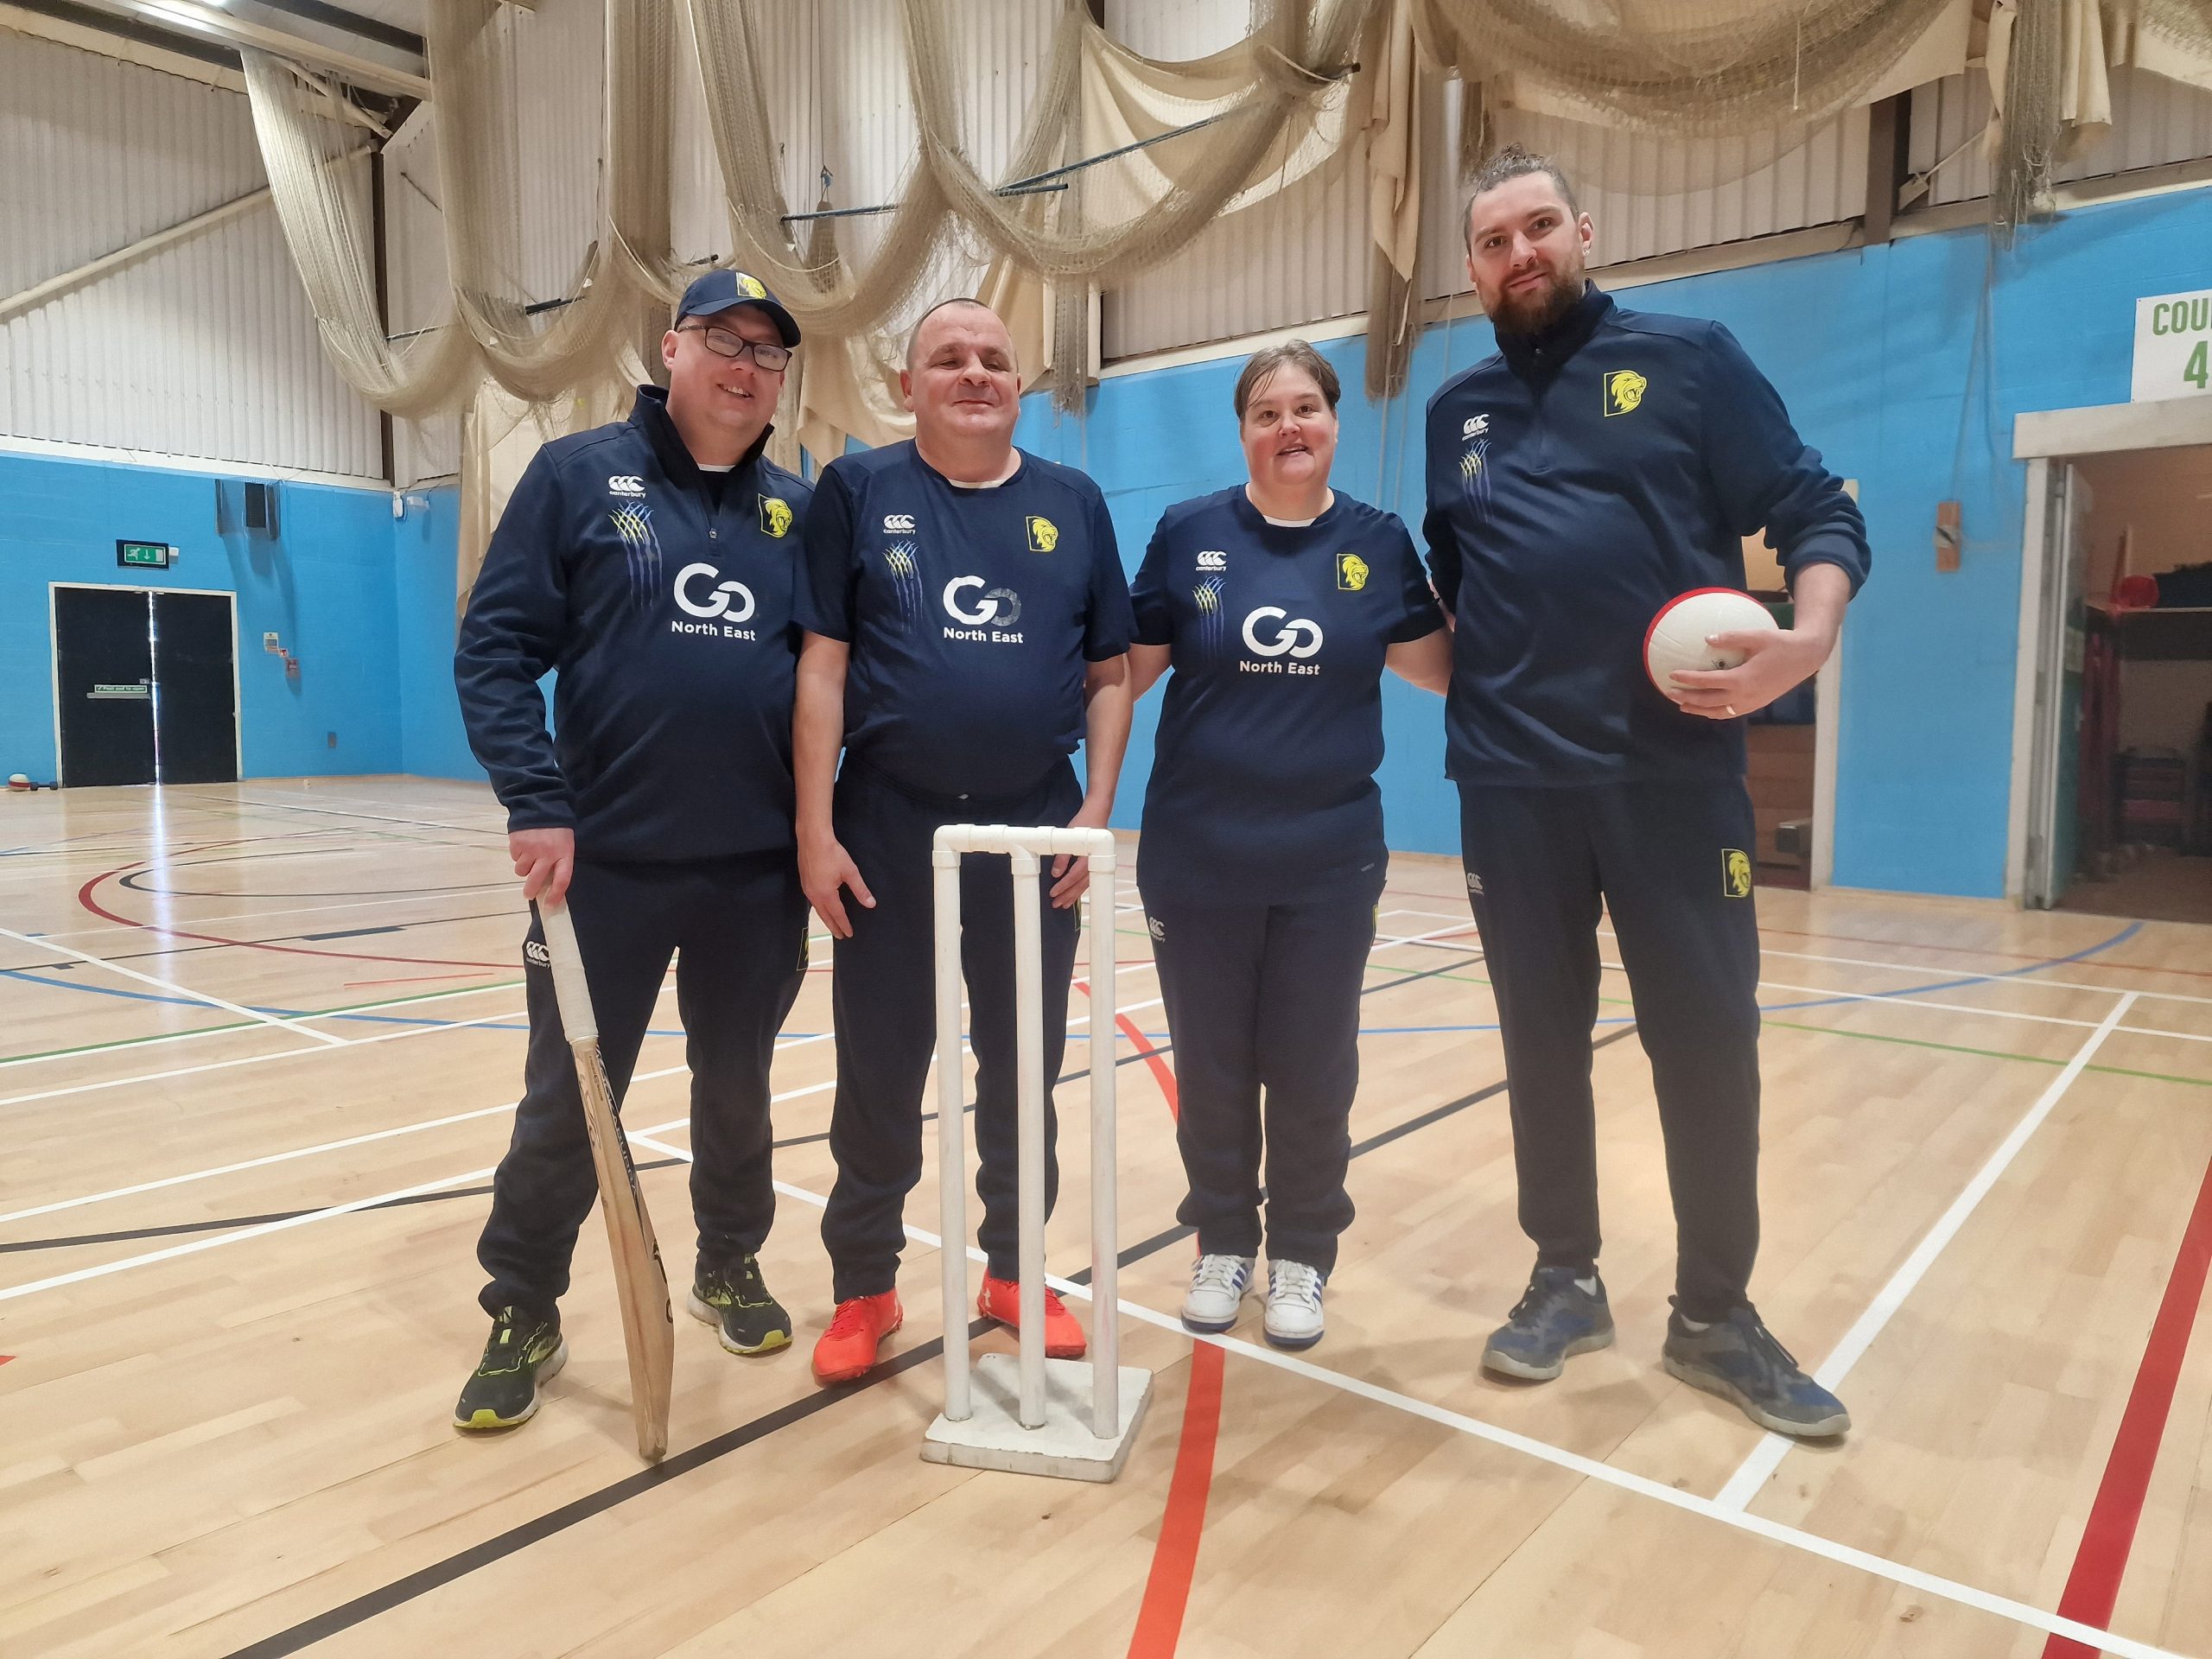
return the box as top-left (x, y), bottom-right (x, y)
top-left (450, 270), bottom-right (812, 1433)
top-left (794, 297), bottom-right (1135, 1384)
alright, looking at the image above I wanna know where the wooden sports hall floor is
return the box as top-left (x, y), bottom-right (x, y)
top-left (3, 778), bottom-right (2209, 1658)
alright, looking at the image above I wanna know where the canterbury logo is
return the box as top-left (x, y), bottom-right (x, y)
top-left (1243, 607), bottom-right (1323, 658)
top-left (1461, 415), bottom-right (1490, 437)
top-left (608, 474), bottom-right (645, 497)
top-left (884, 513), bottom-right (916, 532)
top-left (1196, 550), bottom-right (1227, 570)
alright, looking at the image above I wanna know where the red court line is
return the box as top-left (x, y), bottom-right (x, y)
top-left (2042, 1149), bottom-right (2212, 1658)
top-left (76, 859), bottom-right (511, 972)
top-left (1099, 1001), bottom-right (1227, 1659)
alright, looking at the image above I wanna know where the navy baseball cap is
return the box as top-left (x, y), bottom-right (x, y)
top-left (676, 269), bottom-right (801, 346)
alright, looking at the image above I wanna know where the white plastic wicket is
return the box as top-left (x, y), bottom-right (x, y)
top-left (927, 823), bottom-right (1142, 1474)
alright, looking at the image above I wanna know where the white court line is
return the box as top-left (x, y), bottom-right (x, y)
top-left (0, 921), bottom-right (1466, 1265)
top-left (0, 1035), bottom-right (839, 1229)
top-left (638, 1140), bottom-right (2190, 1659)
top-left (1390, 903), bottom-right (2212, 1012)
top-left (1368, 919), bottom-right (2211, 1046)
top-left (1714, 990), bottom-right (2142, 1513)
top-left (0, 1006), bottom-right (536, 1109)
top-left (23, 882), bottom-right (515, 945)
top-left (0, 966), bottom-right (1157, 1226)
top-left (214, 791), bottom-right (511, 838)
top-left (0, 924), bottom-right (346, 1049)
top-left (0, 979), bottom-right (526, 1073)
top-left (0, 1077), bottom-right (845, 1301)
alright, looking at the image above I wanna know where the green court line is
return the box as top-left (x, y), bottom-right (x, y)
top-left (1762, 1016), bottom-right (2212, 1090)
top-left (0, 977), bottom-right (529, 1067)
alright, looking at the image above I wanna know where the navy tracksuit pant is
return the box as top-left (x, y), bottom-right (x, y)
top-left (1145, 896), bottom-right (1375, 1275)
top-left (476, 852), bottom-right (808, 1319)
top-left (1457, 780), bottom-right (1764, 1323)
top-left (819, 760), bottom-right (1084, 1301)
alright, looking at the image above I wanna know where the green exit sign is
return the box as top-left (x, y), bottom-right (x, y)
top-left (116, 540), bottom-right (172, 568)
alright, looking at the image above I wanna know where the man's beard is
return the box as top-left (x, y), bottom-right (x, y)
top-left (1488, 268), bottom-right (1583, 336)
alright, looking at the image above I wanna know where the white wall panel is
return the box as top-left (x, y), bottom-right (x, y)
top-left (0, 33), bottom-right (382, 477)
top-left (1421, 82), bottom-right (1870, 299)
top-left (1103, 0), bottom-right (1370, 359)
top-left (1910, 67), bottom-right (2212, 207)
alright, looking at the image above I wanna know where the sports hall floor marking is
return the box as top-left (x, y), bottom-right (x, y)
top-left (10, 842), bottom-right (2203, 1649)
top-left (1715, 990), bottom-right (2142, 1509)
top-left (0, 922), bottom-right (346, 1048)
top-left (2042, 1147), bottom-right (2212, 1658)
top-left (612, 1129), bottom-right (2195, 1659)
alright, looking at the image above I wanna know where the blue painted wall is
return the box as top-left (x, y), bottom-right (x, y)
top-left (0, 450), bottom-right (401, 783)
top-left (1020, 186), bottom-right (2212, 899)
top-left (391, 485), bottom-right (486, 781)
top-left (7, 186), bottom-right (2203, 893)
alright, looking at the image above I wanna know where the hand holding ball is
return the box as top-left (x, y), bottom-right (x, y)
top-left (1644, 588), bottom-right (1778, 715)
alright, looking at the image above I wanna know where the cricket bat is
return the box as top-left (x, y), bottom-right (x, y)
top-left (538, 897), bottom-right (674, 1462)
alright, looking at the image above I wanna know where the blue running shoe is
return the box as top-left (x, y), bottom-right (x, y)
top-left (1481, 1266), bottom-right (1614, 1381)
top-left (1662, 1306), bottom-right (1850, 1438)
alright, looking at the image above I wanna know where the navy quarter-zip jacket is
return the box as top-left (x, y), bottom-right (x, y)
top-left (455, 385), bottom-right (811, 861)
top-left (1422, 285), bottom-right (1869, 785)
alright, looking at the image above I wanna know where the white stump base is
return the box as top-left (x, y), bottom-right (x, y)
top-left (922, 1353), bottom-right (1154, 1483)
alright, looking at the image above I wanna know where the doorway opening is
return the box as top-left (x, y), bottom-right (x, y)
top-left (49, 584), bottom-right (240, 788)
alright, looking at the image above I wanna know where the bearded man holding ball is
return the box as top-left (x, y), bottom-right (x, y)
top-left (1423, 144), bottom-right (1870, 1438)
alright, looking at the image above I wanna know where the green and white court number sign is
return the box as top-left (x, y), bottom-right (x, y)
top-left (2133, 288), bottom-right (2212, 403)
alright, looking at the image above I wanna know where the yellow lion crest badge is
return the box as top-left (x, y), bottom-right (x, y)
top-left (759, 495), bottom-right (792, 537)
top-left (1336, 552), bottom-right (1370, 592)
top-left (734, 272), bottom-right (768, 299)
top-left (1723, 849), bottom-right (1753, 898)
top-left (1026, 515), bottom-right (1058, 553)
top-left (1605, 370), bottom-right (1648, 416)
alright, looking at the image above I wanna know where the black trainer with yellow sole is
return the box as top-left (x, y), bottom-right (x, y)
top-left (454, 1306), bottom-right (567, 1431)
top-left (686, 1254), bottom-right (792, 1356)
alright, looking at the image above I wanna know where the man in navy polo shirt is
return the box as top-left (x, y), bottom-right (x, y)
top-left (1425, 146), bottom-right (1868, 1438)
top-left (451, 270), bottom-right (813, 1433)
top-left (793, 297), bottom-right (1135, 1384)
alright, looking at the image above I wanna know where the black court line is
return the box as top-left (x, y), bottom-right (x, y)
top-left (222, 1023), bottom-right (1640, 1657)
top-left (3, 907), bottom-right (524, 976)
top-left (0, 1163), bottom-right (687, 1255)
top-left (10, 951), bottom-right (1478, 1252)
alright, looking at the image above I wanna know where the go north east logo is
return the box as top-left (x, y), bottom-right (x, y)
top-left (1605, 369), bottom-right (1649, 416)
top-left (1026, 515), bottom-right (1058, 553)
top-left (671, 562), bottom-right (757, 640)
top-left (1240, 607), bottom-right (1322, 674)
top-left (942, 575), bottom-right (1023, 643)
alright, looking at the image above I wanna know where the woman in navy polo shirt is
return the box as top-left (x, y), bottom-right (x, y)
top-left (1129, 341), bottom-right (1449, 1349)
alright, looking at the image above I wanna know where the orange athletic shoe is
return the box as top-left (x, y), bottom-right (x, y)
top-left (977, 1274), bottom-right (1087, 1358)
top-left (810, 1292), bottom-right (902, 1384)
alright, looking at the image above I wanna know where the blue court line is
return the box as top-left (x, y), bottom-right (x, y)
top-left (0, 967), bottom-right (818, 1043)
top-left (0, 919), bottom-right (2146, 1049)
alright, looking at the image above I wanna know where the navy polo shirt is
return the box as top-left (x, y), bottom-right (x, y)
top-left (1132, 487), bottom-right (1443, 906)
top-left (455, 385), bottom-right (810, 861)
top-left (1422, 284), bottom-right (1870, 786)
top-left (795, 442), bottom-right (1135, 802)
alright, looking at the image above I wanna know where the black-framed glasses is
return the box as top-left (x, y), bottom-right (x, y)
top-left (680, 323), bottom-right (791, 371)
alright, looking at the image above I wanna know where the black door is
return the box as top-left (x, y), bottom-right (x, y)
top-left (54, 587), bottom-right (156, 787)
top-left (152, 592), bottom-right (238, 784)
